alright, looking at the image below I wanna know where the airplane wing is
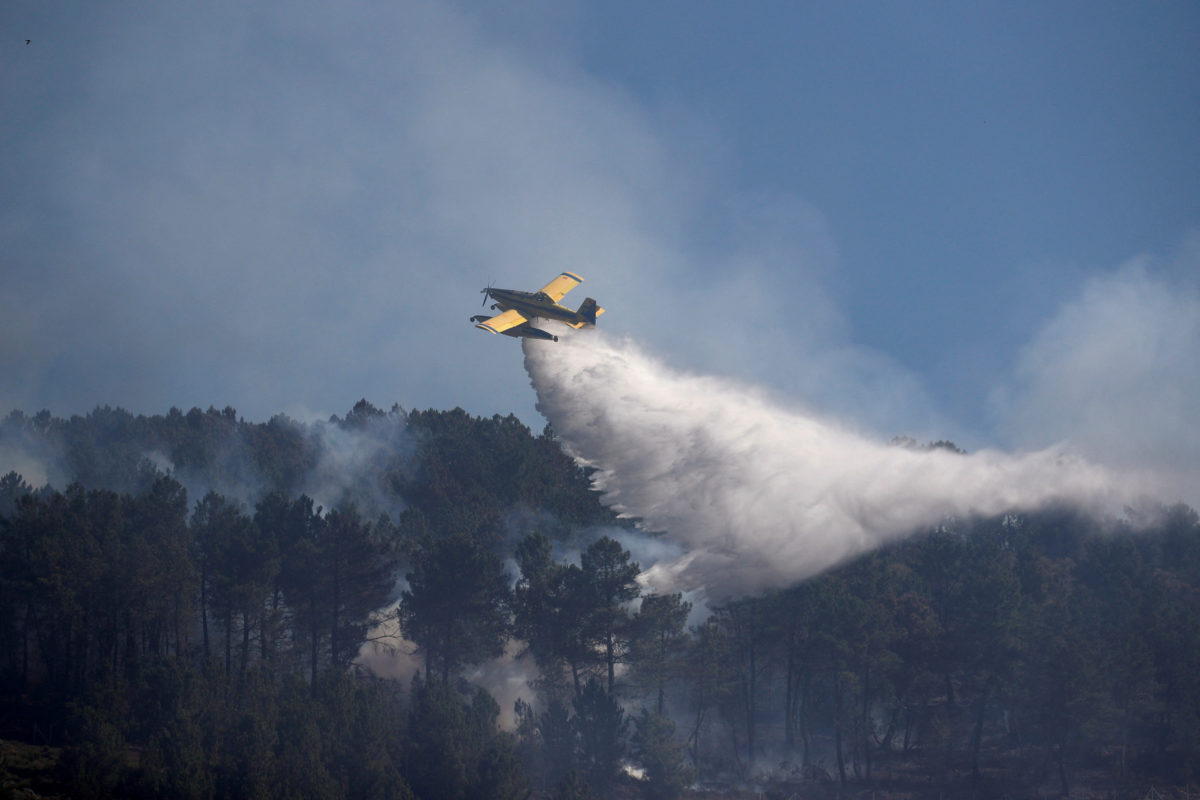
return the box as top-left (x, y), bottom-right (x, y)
top-left (475, 308), bottom-right (527, 334)
top-left (538, 271), bottom-right (585, 303)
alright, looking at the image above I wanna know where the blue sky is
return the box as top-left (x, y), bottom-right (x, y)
top-left (2, 1), bottom-right (1198, 485)
top-left (565, 2), bottom-right (1200, 422)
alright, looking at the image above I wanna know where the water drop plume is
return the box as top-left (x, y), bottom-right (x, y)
top-left (524, 329), bottom-right (1137, 596)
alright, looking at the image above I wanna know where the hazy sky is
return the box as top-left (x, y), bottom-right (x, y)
top-left (3, 1), bottom-right (1198, 483)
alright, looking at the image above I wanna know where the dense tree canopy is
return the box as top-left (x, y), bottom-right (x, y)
top-left (0, 404), bottom-right (1197, 798)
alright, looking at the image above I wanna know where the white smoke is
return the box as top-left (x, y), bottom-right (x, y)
top-left (301, 414), bottom-right (415, 520)
top-left (357, 596), bottom-right (540, 731)
top-left (996, 258), bottom-right (1200, 505)
top-left (0, 443), bottom-right (52, 489)
top-left (524, 329), bottom-right (1150, 596)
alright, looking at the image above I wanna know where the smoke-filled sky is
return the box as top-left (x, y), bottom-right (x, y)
top-left (3, 2), bottom-right (1199, 496)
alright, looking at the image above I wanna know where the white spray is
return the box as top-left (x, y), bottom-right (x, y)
top-left (524, 329), bottom-right (1146, 597)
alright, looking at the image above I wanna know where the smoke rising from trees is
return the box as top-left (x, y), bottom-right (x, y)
top-left (525, 330), bottom-right (1151, 596)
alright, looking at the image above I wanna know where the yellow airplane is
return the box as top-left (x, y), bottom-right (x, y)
top-left (471, 272), bottom-right (605, 342)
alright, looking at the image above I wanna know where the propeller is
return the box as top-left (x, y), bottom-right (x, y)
top-left (480, 279), bottom-right (495, 307)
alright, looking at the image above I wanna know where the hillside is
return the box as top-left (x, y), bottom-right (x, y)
top-left (1, 403), bottom-right (1197, 798)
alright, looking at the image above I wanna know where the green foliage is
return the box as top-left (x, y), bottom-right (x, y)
top-left (541, 697), bottom-right (579, 787)
top-left (680, 617), bottom-right (737, 769)
top-left (550, 769), bottom-right (595, 800)
top-left (630, 593), bottom-right (691, 714)
top-left (710, 594), bottom-right (781, 774)
top-left (0, 471), bottom-right (32, 520)
top-left (3, 402), bottom-right (1200, 796)
top-left (273, 676), bottom-right (343, 800)
top-left (580, 537), bottom-right (640, 695)
top-left (57, 705), bottom-right (129, 800)
top-left (320, 506), bottom-right (400, 669)
top-left (136, 660), bottom-right (222, 799)
top-left (194, 491), bottom-right (276, 674)
top-left (404, 676), bottom-right (528, 800)
top-left (402, 409), bottom-right (611, 537)
top-left (514, 534), bottom-right (643, 698)
top-left (631, 709), bottom-right (692, 800)
top-left (573, 678), bottom-right (627, 798)
top-left (399, 533), bottom-right (511, 683)
top-left (514, 532), bottom-right (592, 696)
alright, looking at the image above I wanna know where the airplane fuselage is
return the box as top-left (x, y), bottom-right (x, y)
top-left (484, 288), bottom-right (581, 325)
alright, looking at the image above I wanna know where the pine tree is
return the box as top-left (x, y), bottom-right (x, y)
top-left (398, 533), bottom-right (510, 683)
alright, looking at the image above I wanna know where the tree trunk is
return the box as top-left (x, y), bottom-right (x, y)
top-left (862, 663), bottom-right (872, 782)
top-left (330, 569), bottom-right (341, 667)
top-left (688, 706), bottom-right (707, 767)
top-left (200, 568), bottom-right (210, 659)
top-left (21, 605), bottom-right (32, 689)
top-left (240, 611), bottom-right (251, 677)
top-left (224, 608), bottom-right (233, 677)
top-left (606, 630), bottom-right (616, 695)
top-left (834, 673), bottom-right (847, 786)
top-left (745, 642), bottom-right (757, 768)
top-left (262, 588), bottom-right (283, 664)
top-left (175, 589), bottom-right (185, 656)
top-left (78, 611), bottom-right (89, 691)
top-left (1119, 705), bottom-right (1131, 779)
top-left (784, 630), bottom-right (797, 750)
top-left (902, 705), bottom-right (913, 753)
top-left (970, 689), bottom-right (988, 783)
top-left (309, 597), bottom-right (319, 683)
top-left (835, 722), bottom-right (847, 787)
top-left (1056, 743), bottom-right (1070, 796)
top-left (800, 671), bottom-right (813, 768)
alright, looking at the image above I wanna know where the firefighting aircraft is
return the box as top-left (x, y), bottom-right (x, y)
top-left (470, 272), bottom-right (604, 342)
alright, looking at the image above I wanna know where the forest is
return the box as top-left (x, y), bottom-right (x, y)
top-left (0, 402), bottom-right (1197, 799)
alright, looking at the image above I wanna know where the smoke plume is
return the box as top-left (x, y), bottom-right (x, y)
top-left (524, 330), bottom-right (1148, 597)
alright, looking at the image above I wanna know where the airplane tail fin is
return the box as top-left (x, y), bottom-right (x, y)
top-left (576, 297), bottom-right (604, 325)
